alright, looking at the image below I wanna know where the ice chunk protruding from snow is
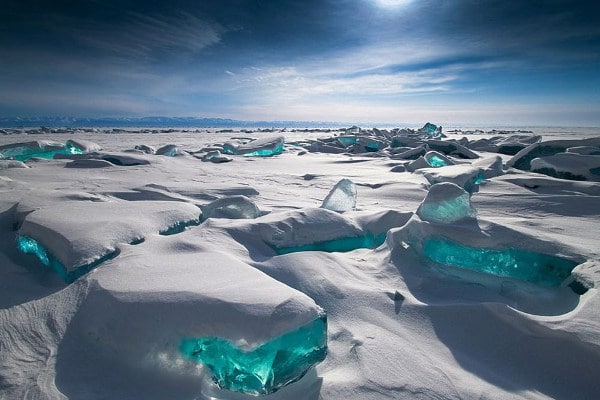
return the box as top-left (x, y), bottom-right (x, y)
top-left (201, 196), bottom-right (262, 220)
top-left (321, 178), bottom-right (357, 212)
top-left (274, 233), bottom-right (386, 254)
top-left (423, 237), bottom-right (578, 287)
top-left (180, 314), bottom-right (327, 395)
top-left (156, 144), bottom-right (179, 157)
top-left (224, 136), bottom-right (285, 157)
top-left (419, 122), bottom-right (442, 138)
top-left (0, 140), bottom-right (79, 161)
top-left (417, 182), bottom-right (475, 224)
top-left (424, 151), bottom-right (454, 168)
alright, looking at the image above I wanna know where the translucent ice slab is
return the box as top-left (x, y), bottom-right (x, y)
top-left (274, 232), bottom-right (386, 255)
top-left (321, 178), bottom-right (357, 212)
top-left (180, 314), bottom-right (327, 395)
top-left (17, 235), bottom-right (116, 283)
top-left (423, 236), bottom-right (578, 287)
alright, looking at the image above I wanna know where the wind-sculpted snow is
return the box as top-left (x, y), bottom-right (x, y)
top-left (1, 127), bottom-right (600, 399)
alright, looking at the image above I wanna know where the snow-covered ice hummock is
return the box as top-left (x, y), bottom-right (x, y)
top-left (321, 178), bottom-right (357, 212)
top-left (530, 153), bottom-right (600, 182)
top-left (68, 235), bottom-right (327, 396)
top-left (0, 140), bottom-right (83, 161)
top-left (16, 199), bottom-right (201, 282)
top-left (223, 135), bottom-right (285, 157)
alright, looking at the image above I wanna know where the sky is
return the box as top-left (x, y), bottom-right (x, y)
top-left (1, 0), bottom-right (599, 126)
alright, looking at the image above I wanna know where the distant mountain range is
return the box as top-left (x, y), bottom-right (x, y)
top-left (0, 116), bottom-right (352, 128)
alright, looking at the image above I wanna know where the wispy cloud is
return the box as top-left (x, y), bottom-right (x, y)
top-left (62, 11), bottom-right (229, 61)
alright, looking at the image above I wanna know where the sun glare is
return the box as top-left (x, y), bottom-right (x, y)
top-left (372, 0), bottom-right (412, 9)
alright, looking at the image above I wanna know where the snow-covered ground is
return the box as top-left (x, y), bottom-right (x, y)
top-left (1, 126), bottom-right (599, 399)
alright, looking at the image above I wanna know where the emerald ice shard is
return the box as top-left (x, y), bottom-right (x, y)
top-left (16, 235), bottom-right (115, 283)
top-left (423, 237), bottom-right (578, 287)
top-left (274, 232), bottom-right (386, 255)
top-left (180, 314), bottom-right (327, 395)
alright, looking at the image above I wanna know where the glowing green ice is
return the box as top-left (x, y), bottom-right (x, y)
top-left (427, 155), bottom-right (448, 167)
top-left (423, 237), bottom-right (578, 287)
top-left (1, 143), bottom-right (84, 162)
top-left (242, 142), bottom-right (284, 157)
top-left (180, 314), bottom-right (327, 395)
top-left (17, 235), bottom-right (115, 283)
top-left (274, 233), bottom-right (386, 255)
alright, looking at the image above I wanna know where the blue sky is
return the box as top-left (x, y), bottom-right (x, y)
top-left (1, 0), bottom-right (599, 125)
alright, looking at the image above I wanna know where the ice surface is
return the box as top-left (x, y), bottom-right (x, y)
top-left (180, 314), bottom-right (327, 395)
top-left (416, 183), bottom-right (476, 224)
top-left (423, 236), bottom-right (578, 287)
top-left (321, 178), bottom-right (357, 212)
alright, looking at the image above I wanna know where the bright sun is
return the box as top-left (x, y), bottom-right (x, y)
top-left (372, 0), bottom-right (412, 9)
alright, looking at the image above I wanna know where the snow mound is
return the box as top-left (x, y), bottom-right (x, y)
top-left (16, 199), bottom-right (201, 279)
top-left (507, 137), bottom-right (600, 171)
top-left (389, 216), bottom-right (585, 314)
top-left (66, 138), bottom-right (102, 153)
top-left (0, 160), bottom-right (28, 169)
top-left (531, 153), bottom-right (600, 181)
top-left (57, 235), bottom-right (326, 395)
